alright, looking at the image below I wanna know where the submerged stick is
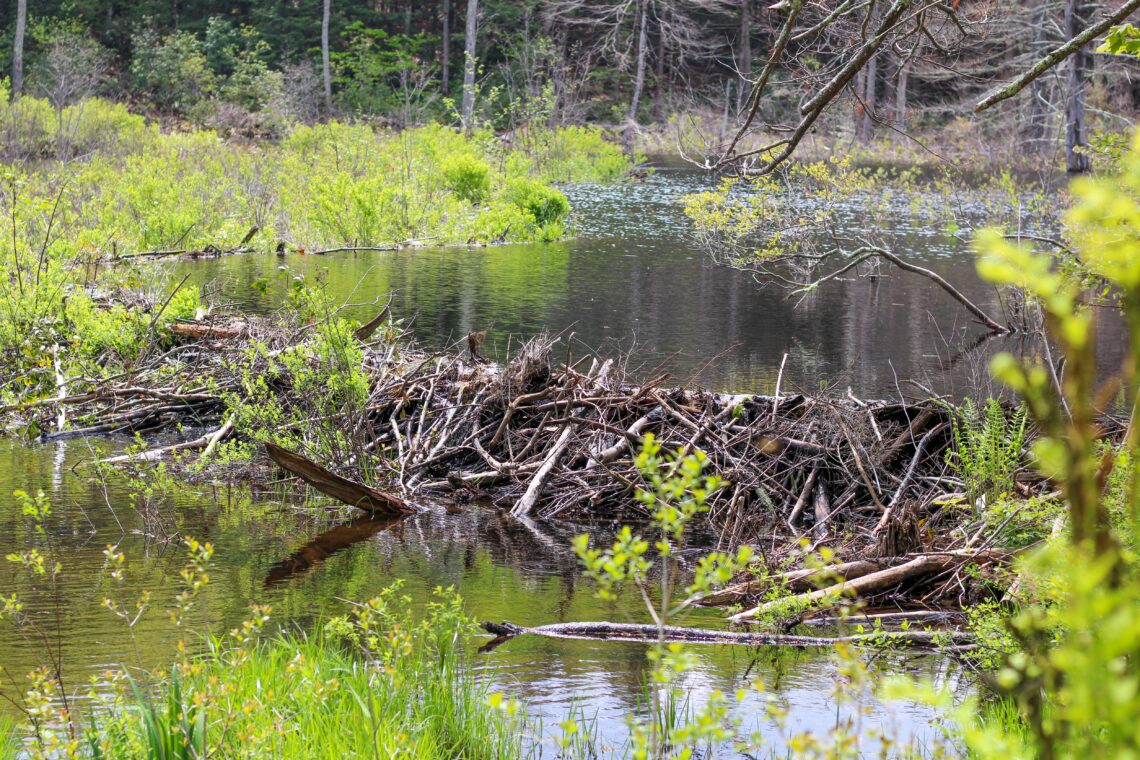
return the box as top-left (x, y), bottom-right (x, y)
top-left (480, 620), bottom-right (972, 649)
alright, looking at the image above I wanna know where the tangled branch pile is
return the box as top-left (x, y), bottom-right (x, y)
top-left (4, 310), bottom-right (1015, 561)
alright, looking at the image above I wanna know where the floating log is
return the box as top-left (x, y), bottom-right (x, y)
top-left (479, 620), bottom-right (973, 650)
top-left (265, 442), bottom-right (418, 515)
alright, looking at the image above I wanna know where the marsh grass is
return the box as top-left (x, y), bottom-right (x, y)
top-left (5, 584), bottom-right (522, 759)
top-left (0, 717), bottom-right (15, 760)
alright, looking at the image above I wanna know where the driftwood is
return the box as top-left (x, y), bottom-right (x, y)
top-left (695, 560), bottom-right (884, 607)
top-left (265, 442), bottom-right (418, 515)
top-left (479, 620), bottom-right (973, 650)
top-left (729, 550), bottom-right (1012, 623)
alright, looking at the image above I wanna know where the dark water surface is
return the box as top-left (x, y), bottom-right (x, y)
top-left (0, 164), bottom-right (1042, 755)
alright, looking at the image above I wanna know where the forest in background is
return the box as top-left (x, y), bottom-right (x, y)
top-left (0, 1), bottom-right (1136, 166)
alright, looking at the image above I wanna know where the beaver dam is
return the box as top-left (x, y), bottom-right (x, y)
top-left (6, 301), bottom-right (1079, 644)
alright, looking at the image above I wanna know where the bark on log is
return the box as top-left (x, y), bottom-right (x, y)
top-left (265, 442), bottom-right (418, 515)
top-left (480, 620), bottom-right (972, 649)
top-left (170, 322), bottom-right (247, 340)
top-left (729, 551), bottom-right (1011, 623)
top-left (695, 560), bottom-right (885, 607)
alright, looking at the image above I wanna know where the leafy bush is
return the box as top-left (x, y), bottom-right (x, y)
top-left (441, 153), bottom-right (491, 202)
top-left (501, 177), bottom-right (570, 239)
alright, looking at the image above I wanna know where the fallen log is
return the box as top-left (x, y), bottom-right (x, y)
top-left (170, 322), bottom-right (247, 340)
top-left (98, 417), bottom-right (235, 464)
top-left (729, 550), bottom-right (1011, 623)
top-left (265, 442), bottom-right (419, 515)
top-left (479, 620), bottom-right (972, 649)
top-left (695, 560), bottom-right (884, 607)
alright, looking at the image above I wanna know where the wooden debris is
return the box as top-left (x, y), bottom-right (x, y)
top-left (265, 443), bottom-right (418, 515)
top-left (728, 550), bottom-right (1013, 623)
top-left (479, 619), bottom-right (973, 650)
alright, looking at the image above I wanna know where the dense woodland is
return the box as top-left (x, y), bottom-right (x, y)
top-left (0, 0), bottom-right (1138, 165)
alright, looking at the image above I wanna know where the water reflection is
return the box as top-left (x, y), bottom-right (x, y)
top-left (0, 439), bottom-right (953, 753)
top-left (171, 164), bottom-right (1125, 398)
top-left (264, 513), bottom-right (406, 586)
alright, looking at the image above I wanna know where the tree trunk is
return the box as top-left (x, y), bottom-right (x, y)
top-left (737, 0), bottom-right (751, 112)
top-left (12, 0), bottom-right (27, 97)
top-left (894, 57), bottom-right (908, 126)
top-left (321, 0), bottom-right (332, 113)
top-left (461, 0), bottom-right (479, 133)
top-left (860, 51), bottom-right (877, 143)
top-left (628, 0), bottom-right (649, 123)
top-left (654, 14), bottom-right (665, 118)
top-left (1065, 0), bottom-right (1091, 173)
top-left (441, 0), bottom-right (450, 96)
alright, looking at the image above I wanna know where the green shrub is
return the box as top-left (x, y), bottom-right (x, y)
top-left (946, 397), bottom-right (1028, 507)
top-left (502, 178), bottom-right (570, 227)
top-left (441, 153), bottom-right (491, 202)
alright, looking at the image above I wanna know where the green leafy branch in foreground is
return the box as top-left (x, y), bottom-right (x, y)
top-left (571, 434), bottom-right (761, 759)
top-left (887, 129), bottom-right (1140, 760)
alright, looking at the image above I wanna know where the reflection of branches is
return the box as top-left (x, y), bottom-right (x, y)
top-left (795, 243), bottom-right (1008, 334)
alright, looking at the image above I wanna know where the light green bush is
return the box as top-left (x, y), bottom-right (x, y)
top-left (441, 153), bottom-right (491, 203)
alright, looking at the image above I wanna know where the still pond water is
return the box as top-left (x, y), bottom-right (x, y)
top-left (1, 163), bottom-right (1059, 755)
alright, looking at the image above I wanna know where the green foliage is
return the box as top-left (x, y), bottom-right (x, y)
top-left (946, 397), bottom-right (1028, 507)
top-left (0, 718), bottom-right (15, 760)
top-left (1099, 24), bottom-right (1140, 58)
top-left (441, 153), bottom-right (491, 203)
top-left (130, 29), bottom-right (216, 113)
top-left (681, 158), bottom-right (880, 264)
top-left (331, 24), bottom-right (436, 119)
top-left (495, 177), bottom-right (570, 241)
top-left (893, 128), bottom-right (1140, 759)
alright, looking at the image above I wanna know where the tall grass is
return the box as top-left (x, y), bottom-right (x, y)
top-left (0, 717), bottom-right (15, 760)
top-left (34, 585), bottom-right (524, 759)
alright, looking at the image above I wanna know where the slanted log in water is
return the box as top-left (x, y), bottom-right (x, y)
top-left (265, 442), bottom-right (418, 514)
top-left (479, 620), bottom-right (972, 649)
